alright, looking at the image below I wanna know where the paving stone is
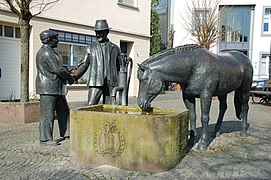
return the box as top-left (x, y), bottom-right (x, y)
top-left (0, 92), bottom-right (270, 179)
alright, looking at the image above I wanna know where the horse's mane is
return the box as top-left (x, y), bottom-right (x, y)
top-left (143, 44), bottom-right (202, 65)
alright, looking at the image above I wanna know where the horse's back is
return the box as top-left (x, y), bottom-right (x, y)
top-left (219, 51), bottom-right (252, 67)
top-left (217, 51), bottom-right (253, 90)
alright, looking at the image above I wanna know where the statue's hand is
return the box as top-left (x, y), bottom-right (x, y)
top-left (68, 66), bottom-right (76, 74)
top-left (71, 74), bottom-right (78, 81)
top-left (68, 76), bottom-right (75, 85)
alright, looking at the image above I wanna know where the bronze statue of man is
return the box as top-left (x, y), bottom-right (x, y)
top-left (73, 19), bottom-right (123, 105)
top-left (36, 30), bottom-right (75, 146)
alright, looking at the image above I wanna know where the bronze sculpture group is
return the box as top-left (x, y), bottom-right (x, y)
top-left (36, 20), bottom-right (253, 150)
top-left (137, 44), bottom-right (253, 150)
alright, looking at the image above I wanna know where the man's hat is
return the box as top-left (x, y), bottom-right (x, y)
top-left (94, 19), bottom-right (110, 31)
top-left (39, 30), bottom-right (58, 41)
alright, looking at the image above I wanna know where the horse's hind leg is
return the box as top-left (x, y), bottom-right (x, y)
top-left (213, 95), bottom-right (227, 137)
top-left (240, 91), bottom-right (250, 137)
top-left (183, 95), bottom-right (196, 145)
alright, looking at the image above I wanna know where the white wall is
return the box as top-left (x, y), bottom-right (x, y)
top-left (37, 0), bottom-right (150, 38)
top-left (0, 0), bottom-right (151, 102)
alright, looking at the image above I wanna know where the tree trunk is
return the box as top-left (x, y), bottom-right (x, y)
top-left (19, 18), bottom-right (30, 102)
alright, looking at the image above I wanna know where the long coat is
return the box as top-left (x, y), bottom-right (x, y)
top-left (36, 45), bottom-right (74, 95)
top-left (74, 41), bottom-right (122, 87)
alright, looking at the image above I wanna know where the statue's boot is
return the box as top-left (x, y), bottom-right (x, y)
top-left (40, 140), bottom-right (60, 146)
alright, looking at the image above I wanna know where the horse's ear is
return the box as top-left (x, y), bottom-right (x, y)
top-left (137, 63), bottom-right (147, 71)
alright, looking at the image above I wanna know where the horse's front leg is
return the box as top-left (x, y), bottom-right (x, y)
top-left (183, 95), bottom-right (196, 145)
top-left (213, 95), bottom-right (227, 137)
top-left (198, 92), bottom-right (212, 150)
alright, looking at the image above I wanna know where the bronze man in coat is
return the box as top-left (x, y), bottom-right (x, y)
top-left (36, 30), bottom-right (75, 146)
top-left (73, 19), bottom-right (123, 105)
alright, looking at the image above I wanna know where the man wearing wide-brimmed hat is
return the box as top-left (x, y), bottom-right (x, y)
top-left (73, 19), bottom-right (123, 105)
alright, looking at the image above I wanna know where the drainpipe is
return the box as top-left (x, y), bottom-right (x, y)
top-left (269, 40), bottom-right (271, 80)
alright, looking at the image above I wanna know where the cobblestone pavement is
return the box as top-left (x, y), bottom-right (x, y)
top-left (0, 91), bottom-right (271, 179)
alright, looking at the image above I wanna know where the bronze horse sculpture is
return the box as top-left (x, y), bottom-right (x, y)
top-left (137, 44), bottom-right (253, 150)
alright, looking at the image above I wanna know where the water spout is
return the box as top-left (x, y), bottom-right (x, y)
top-left (111, 86), bottom-right (124, 105)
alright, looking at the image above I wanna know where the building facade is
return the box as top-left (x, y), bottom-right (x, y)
top-left (160, 0), bottom-right (270, 81)
top-left (0, 0), bottom-right (151, 101)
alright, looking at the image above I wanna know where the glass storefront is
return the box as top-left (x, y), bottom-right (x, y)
top-left (219, 5), bottom-right (254, 57)
top-left (52, 29), bottom-right (95, 84)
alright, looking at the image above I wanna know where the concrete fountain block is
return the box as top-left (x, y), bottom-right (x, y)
top-left (70, 105), bottom-right (188, 173)
top-left (0, 101), bottom-right (40, 123)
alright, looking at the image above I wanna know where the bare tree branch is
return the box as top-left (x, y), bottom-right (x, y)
top-left (1, 0), bottom-right (21, 17)
top-left (31, 0), bottom-right (60, 16)
top-left (180, 0), bottom-right (227, 50)
top-left (0, 0), bottom-right (60, 17)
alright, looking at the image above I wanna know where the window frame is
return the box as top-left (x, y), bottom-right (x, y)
top-left (51, 29), bottom-right (96, 85)
top-left (0, 24), bottom-right (20, 39)
top-left (50, 29), bottom-right (95, 45)
top-left (259, 53), bottom-right (270, 77)
top-left (192, 8), bottom-right (210, 35)
top-left (219, 7), bottom-right (251, 43)
top-left (118, 0), bottom-right (138, 10)
top-left (262, 6), bottom-right (271, 36)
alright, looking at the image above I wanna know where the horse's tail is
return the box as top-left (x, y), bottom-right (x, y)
top-left (234, 90), bottom-right (242, 120)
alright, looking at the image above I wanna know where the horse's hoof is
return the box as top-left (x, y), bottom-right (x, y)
top-left (240, 132), bottom-right (247, 137)
top-left (212, 131), bottom-right (220, 138)
top-left (215, 131), bottom-right (221, 138)
top-left (197, 142), bottom-right (207, 151)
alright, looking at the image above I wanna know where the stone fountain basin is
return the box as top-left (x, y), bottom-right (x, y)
top-left (70, 104), bottom-right (188, 173)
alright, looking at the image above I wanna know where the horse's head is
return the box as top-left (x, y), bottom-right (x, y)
top-left (137, 63), bottom-right (163, 110)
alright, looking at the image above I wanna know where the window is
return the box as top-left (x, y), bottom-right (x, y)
top-left (220, 7), bottom-right (250, 43)
top-left (4, 26), bottom-right (13, 37)
top-left (118, 0), bottom-right (135, 7)
top-left (51, 29), bottom-right (95, 44)
top-left (51, 29), bottom-right (95, 84)
top-left (57, 44), bottom-right (71, 66)
top-left (260, 54), bottom-right (270, 76)
top-left (55, 43), bottom-right (89, 84)
top-left (263, 7), bottom-right (271, 34)
top-left (0, 25), bottom-right (20, 38)
top-left (193, 9), bottom-right (209, 33)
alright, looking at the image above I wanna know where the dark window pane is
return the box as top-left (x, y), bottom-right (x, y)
top-left (73, 45), bottom-right (85, 65)
top-left (15, 27), bottom-right (21, 38)
top-left (264, 23), bottom-right (269, 32)
top-left (86, 36), bottom-right (92, 44)
top-left (55, 44), bottom-right (71, 65)
top-left (79, 35), bottom-right (85, 43)
top-left (65, 33), bottom-right (72, 41)
top-left (58, 31), bottom-right (65, 41)
top-left (72, 34), bottom-right (79, 42)
top-left (0, 25), bottom-right (2, 36)
top-left (4, 26), bottom-right (13, 37)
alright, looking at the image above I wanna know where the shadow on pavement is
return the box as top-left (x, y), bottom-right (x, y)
top-left (187, 120), bottom-right (250, 150)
